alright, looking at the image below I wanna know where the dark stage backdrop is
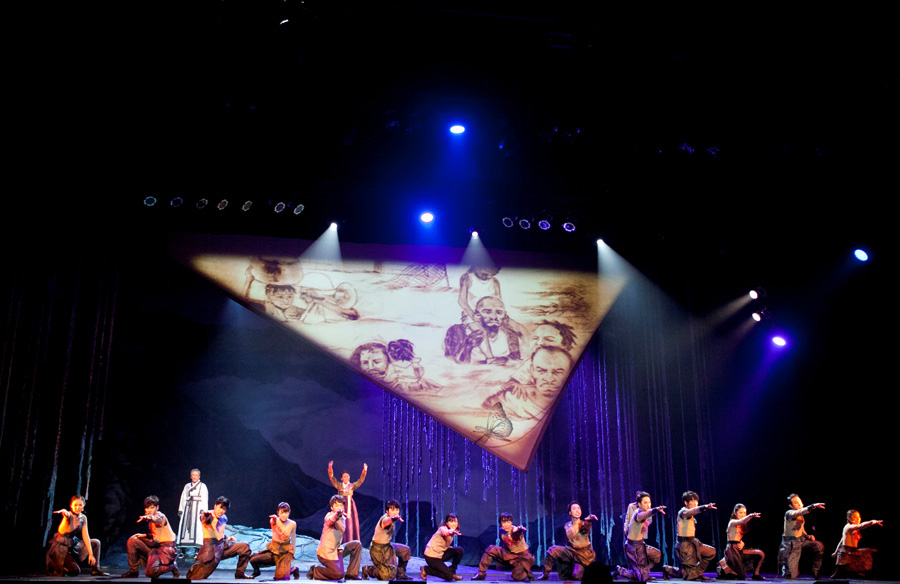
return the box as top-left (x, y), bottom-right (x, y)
top-left (2, 235), bottom-right (894, 577)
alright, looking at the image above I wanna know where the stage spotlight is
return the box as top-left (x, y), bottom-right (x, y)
top-left (329, 222), bottom-right (338, 231)
top-left (471, 230), bottom-right (479, 239)
top-left (449, 125), bottom-right (465, 134)
top-left (242, 201), bottom-right (253, 212)
top-left (501, 217), bottom-right (515, 228)
top-left (170, 197), bottom-right (183, 208)
top-left (274, 202), bottom-right (286, 213)
top-left (562, 221), bottom-right (576, 232)
top-left (217, 199), bottom-right (229, 211)
top-left (293, 204), bottom-right (305, 215)
top-left (519, 218), bottom-right (531, 230)
top-left (597, 238), bottom-right (604, 245)
top-left (143, 196), bottom-right (157, 207)
top-left (772, 336), bottom-right (787, 347)
top-left (854, 249), bottom-right (869, 261)
top-left (420, 212), bottom-right (435, 223)
top-left (752, 312), bottom-right (761, 322)
top-left (749, 290), bottom-right (758, 299)
top-left (538, 219), bottom-right (551, 230)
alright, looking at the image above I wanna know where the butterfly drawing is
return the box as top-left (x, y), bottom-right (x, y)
top-left (473, 403), bottom-right (513, 445)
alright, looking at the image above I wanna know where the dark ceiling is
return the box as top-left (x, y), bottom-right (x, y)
top-left (42, 3), bottom-right (894, 311)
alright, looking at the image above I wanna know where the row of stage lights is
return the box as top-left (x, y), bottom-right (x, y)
top-left (143, 196), bottom-right (305, 215)
top-left (501, 215), bottom-right (577, 232)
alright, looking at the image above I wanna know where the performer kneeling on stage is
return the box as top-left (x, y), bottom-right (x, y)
top-left (541, 501), bottom-right (597, 581)
top-left (307, 495), bottom-right (362, 581)
top-left (123, 495), bottom-right (180, 579)
top-left (46, 495), bottom-right (108, 577)
top-left (778, 494), bottom-right (824, 579)
top-left (185, 496), bottom-right (252, 580)
top-left (831, 509), bottom-right (883, 579)
top-left (422, 514), bottom-right (464, 581)
top-left (361, 499), bottom-right (412, 581)
top-left (720, 504), bottom-right (764, 581)
top-left (664, 491), bottom-right (716, 581)
top-left (473, 513), bottom-right (535, 581)
top-left (250, 502), bottom-right (300, 580)
top-left (616, 491), bottom-right (666, 582)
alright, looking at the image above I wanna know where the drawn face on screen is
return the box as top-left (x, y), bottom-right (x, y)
top-left (359, 349), bottom-right (389, 379)
top-left (531, 347), bottom-right (571, 395)
top-left (531, 324), bottom-right (565, 349)
top-left (266, 286), bottom-right (296, 310)
top-left (475, 297), bottom-right (506, 331)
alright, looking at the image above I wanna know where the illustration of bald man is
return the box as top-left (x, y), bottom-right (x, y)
top-left (443, 296), bottom-right (521, 364)
top-left (482, 346), bottom-right (573, 420)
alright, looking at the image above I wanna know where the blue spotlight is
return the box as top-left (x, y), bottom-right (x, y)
top-left (772, 336), bottom-right (787, 347)
top-left (143, 196), bottom-right (157, 207)
top-left (471, 230), bottom-right (479, 239)
top-left (449, 125), bottom-right (465, 134)
top-left (420, 212), bottom-right (434, 224)
top-left (854, 249), bottom-right (869, 262)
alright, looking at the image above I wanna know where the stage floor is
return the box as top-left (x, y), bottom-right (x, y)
top-left (2, 567), bottom-right (898, 584)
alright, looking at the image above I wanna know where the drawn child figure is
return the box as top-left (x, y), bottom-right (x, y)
top-left (46, 495), bottom-right (107, 577)
top-left (831, 509), bottom-right (884, 579)
top-left (250, 502), bottom-right (300, 580)
top-left (384, 339), bottom-right (441, 393)
top-left (473, 513), bottom-right (535, 581)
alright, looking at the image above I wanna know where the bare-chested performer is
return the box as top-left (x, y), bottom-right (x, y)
top-left (778, 494), bottom-right (824, 579)
top-left (123, 495), bottom-right (180, 579)
top-left (831, 509), bottom-right (883, 579)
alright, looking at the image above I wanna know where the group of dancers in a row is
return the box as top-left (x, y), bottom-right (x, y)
top-left (615, 490), bottom-right (883, 583)
top-left (45, 484), bottom-right (884, 582)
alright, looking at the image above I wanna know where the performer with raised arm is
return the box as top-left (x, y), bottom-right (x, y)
top-left (541, 501), bottom-right (597, 581)
top-left (473, 512), bottom-right (535, 581)
top-left (46, 495), bottom-right (108, 577)
top-left (177, 468), bottom-right (208, 558)
top-left (361, 499), bottom-right (412, 581)
top-left (307, 495), bottom-right (362, 581)
top-left (665, 491), bottom-right (716, 581)
top-left (831, 509), bottom-right (884, 579)
top-left (721, 504), bottom-right (764, 581)
top-left (250, 502), bottom-right (300, 580)
top-left (184, 496), bottom-right (253, 580)
top-left (616, 491), bottom-right (666, 582)
top-left (122, 495), bottom-right (180, 579)
top-left (778, 494), bottom-right (825, 579)
top-left (422, 514), bottom-right (465, 582)
top-left (327, 460), bottom-right (367, 543)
